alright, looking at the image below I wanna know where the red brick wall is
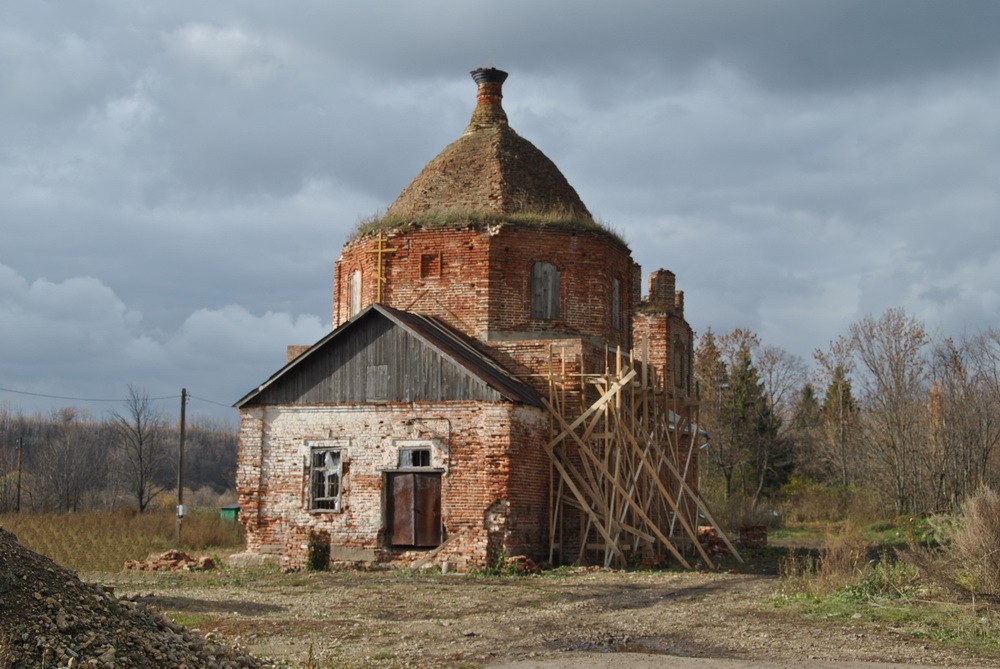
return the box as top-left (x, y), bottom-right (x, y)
top-left (236, 402), bottom-right (549, 571)
top-left (334, 228), bottom-right (491, 335)
top-left (333, 225), bottom-right (636, 352)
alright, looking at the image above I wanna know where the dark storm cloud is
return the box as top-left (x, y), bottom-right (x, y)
top-left (2, 1), bottom-right (1000, 418)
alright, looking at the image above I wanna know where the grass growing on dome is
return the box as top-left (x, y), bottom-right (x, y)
top-left (350, 208), bottom-right (628, 247)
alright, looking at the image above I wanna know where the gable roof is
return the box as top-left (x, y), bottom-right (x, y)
top-left (235, 304), bottom-right (544, 409)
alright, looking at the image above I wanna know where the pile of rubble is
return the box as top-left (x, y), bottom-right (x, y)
top-left (0, 527), bottom-right (271, 668)
top-left (124, 550), bottom-right (215, 572)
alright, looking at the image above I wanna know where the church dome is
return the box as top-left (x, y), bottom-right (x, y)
top-left (384, 68), bottom-right (593, 222)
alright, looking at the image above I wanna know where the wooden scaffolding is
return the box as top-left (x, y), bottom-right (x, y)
top-left (543, 343), bottom-right (740, 569)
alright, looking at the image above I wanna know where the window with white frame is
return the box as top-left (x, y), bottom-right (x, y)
top-left (398, 447), bottom-right (431, 468)
top-left (309, 446), bottom-right (343, 511)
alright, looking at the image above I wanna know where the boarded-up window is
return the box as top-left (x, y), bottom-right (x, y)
top-left (531, 261), bottom-right (560, 320)
top-left (349, 270), bottom-right (362, 317)
top-left (366, 364), bottom-right (388, 400)
top-left (611, 277), bottom-right (621, 330)
top-left (310, 447), bottom-right (342, 511)
top-left (387, 472), bottom-right (442, 547)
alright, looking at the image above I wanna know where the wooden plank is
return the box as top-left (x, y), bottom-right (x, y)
top-left (548, 402), bottom-right (692, 570)
top-left (613, 413), bottom-right (715, 568)
top-left (542, 370), bottom-right (636, 452)
top-left (541, 439), bottom-right (624, 564)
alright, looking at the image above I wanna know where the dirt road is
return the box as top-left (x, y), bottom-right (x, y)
top-left (94, 567), bottom-right (999, 668)
top-left (499, 657), bottom-right (993, 669)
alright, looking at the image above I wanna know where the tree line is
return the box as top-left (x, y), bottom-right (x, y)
top-left (696, 307), bottom-right (1000, 520)
top-left (0, 387), bottom-right (237, 514)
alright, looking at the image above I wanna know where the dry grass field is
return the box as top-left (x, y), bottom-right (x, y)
top-left (0, 509), bottom-right (244, 572)
top-left (6, 510), bottom-right (1000, 668)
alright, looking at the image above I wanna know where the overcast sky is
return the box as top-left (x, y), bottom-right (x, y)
top-left (2, 1), bottom-right (999, 423)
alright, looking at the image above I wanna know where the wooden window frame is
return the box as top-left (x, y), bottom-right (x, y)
top-left (306, 441), bottom-right (346, 512)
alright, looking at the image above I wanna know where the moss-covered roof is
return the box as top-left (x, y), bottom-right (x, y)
top-left (351, 208), bottom-right (626, 248)
top-left (383, 68), bottom-right (593, 224)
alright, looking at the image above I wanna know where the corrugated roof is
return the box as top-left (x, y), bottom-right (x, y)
top-left (234, 304), bottom-right (544, 409)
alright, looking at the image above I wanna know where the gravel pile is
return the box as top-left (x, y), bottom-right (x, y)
top-left (0, 527), bottom-right (273, 668)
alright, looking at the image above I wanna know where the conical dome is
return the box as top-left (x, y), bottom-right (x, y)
top-left (384, 68), bottom-right (592, 221)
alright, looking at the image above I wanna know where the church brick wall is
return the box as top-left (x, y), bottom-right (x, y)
top-left (334, 229), bottom-right (490, 334)
top-left (236, 402), bottom-right (549, 571)
top-left (633, 312), bottom-right (695, 397)
top-left (333, 225), bottom-right (636, 354)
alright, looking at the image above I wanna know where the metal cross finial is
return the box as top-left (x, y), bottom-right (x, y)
top-left (365, 231), bottom-right (398, 303)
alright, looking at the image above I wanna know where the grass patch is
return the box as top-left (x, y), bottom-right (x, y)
top-left (770, 525), bottom-right (826, 543)
top-left (0, 508), bottom-right (245, 572)
top-left (775, 591), bottom-right (1000, 656)
top-left (166, 612), bottom-right (216, 629)
top-left (776, 518), bottom-right (1000, 657)
top-left (863, 516), bottom-right (936, 547)
top-left (350, 209), bottom-right (628, 248)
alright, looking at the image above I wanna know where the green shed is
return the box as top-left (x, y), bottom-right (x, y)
top-left (219, 504), bottom-right (240, 522)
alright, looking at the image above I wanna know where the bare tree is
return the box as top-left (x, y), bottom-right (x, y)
top-left (110, 386), bottom-right (170, 512)
top-left (849, 308), bottom-right (930, 514)
top-left (35, 407), bottom-right (95, 512)
top-left (811, 337), bottom-right (863, 489)
top-left (928, 333), bottom-right (1000, 509)
top-left (757, 345), bottom-right (808, 426)
top-left (696, 329), bottom-right (742, 498)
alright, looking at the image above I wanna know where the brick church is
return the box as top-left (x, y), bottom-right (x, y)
top-left (234, 68), bottom-right (698, 571)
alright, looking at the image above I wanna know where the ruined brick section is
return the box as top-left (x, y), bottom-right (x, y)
top-left (633, 269), bottom-right (694, 396)
top-left (485, 337), bottom-right (615, 415)
top-left (647, 270), bottom-right (676, 312)
top-left (237, 403), bottom-right (549, 571)
top-left (633, 311), bottom-right (694, 397)
top-left (286, 345), bottom-right (310, 363)
top-left (335, 225), bottom-right (636, 352)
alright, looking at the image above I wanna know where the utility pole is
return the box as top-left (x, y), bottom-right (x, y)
top-left (15, 434), bottom-right (23, 513)
top-left (176, 388), bottom-right (187, 545)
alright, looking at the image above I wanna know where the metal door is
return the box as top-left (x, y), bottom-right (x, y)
top-left (387, 472), bottom-right (441, 547)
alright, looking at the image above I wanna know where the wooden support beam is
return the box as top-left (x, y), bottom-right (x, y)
top-left (546, 400), bottom-right (692, 570)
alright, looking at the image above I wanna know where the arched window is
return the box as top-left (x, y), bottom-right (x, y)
top-left (349, 270), bottom-right (362, 317)
top-left (530, 262), bottom-right (560, 320)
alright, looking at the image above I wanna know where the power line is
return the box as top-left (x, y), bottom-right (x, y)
top-left (0, 385), bottom-right (177, 403)
top-left (188, 394), bottom-right (233, 408)
top-left (1, 384), bottom-right (235, 409)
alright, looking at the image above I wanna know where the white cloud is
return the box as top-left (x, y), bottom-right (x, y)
top-left (0, 263), bottom-right (325, 417)
top-left (3, 1), bottom-right (1000, 417)
top-left (162, 23), bottom-right (282, 87)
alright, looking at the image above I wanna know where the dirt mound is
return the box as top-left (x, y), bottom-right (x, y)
top-left (0, 527), bottom-right (271, 668)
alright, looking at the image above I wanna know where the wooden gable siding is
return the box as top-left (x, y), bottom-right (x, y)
top-left (252, 315), bottom-right (507, 405)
